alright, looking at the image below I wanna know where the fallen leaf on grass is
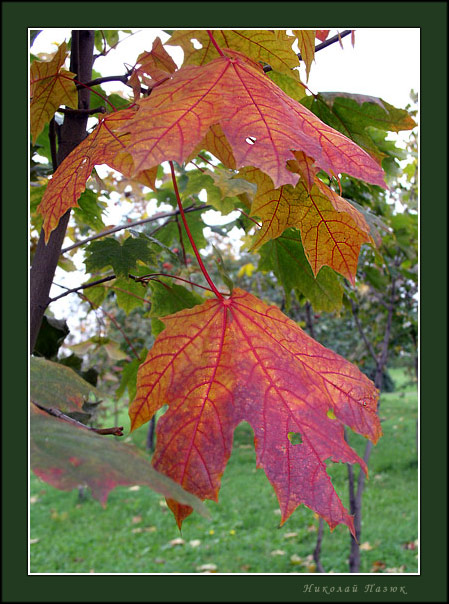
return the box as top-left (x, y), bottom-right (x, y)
top-left (360, 541), bottom-right (373, 551)
top-left (132, 526), bottom-right (156, 534)
top-left (290, 554), bottom-right (303, 565)
top-left (283, 532), bottom-right (298, 539)
top-left (386, 565), bottom-right (406, 573)
top-left (271, 549), bottom-right (286, 556)
top-left (189, 539), bottom-right (201, 547)
top-left (30, 538), bottom-right (40, 545)
top-left (169, 537), bottom-right (185, 547)
top-left (30, 496), bottom-right (39, 504)
top-left (371, 560), bottom-right (386, 572)
top-left (128, 486), bottom-right (140, 491)
top-left (132, 515), bottom-right (142, 524)
top-left (197, 563), bottom-right (218, 572)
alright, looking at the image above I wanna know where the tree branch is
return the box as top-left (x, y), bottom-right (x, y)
top-left (57, 106), bottom-right (106, 116)
top-left (60, 204), bottom-right (209, 254)
top-left (310, 30), bottom-right (352, 58)
top-left (31, 400), bottom-right (123, 436)
top-left (50, 275), bottom-right (117, 304)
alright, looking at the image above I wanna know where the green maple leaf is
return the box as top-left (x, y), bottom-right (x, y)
top-left (258, 229), bottom-right (343, 312)
top-left (149, 280), bottom-right (204, 336)
top-left (301, 92), bottom-right (416, 163)
top-left (84, 235), bottom-right (155, 277)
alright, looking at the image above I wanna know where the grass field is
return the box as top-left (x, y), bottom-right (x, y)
top-left (29, 367), bottom-right (418, 574)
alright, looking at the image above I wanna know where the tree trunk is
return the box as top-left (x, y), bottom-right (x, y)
top-left (347, 276), bottom-right (397, 572)
top-left (30, 30), bottom-right (95, 353)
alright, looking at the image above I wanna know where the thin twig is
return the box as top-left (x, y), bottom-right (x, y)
top-left (49, 275), bottom-right (116, 304)
top-left (350, 298), bottom-right (378, 364)
top-left (78, 74), bottom-right (129, 88)
top-left (81, 291), bottom-right (142, 361)
top-left (175, 215), bottom-right (188, 266)
top-left (57, 106), bottom-right (106, 116)
top-left (60, 205), bottom-right (209, 255)
top-left (31, 400), bottom-right (123, 436)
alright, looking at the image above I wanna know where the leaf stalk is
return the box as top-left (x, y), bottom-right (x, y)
top-left (169, 161), bottom-right (224, 299)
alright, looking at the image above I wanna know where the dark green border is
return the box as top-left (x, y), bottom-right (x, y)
top-left (3, 1), bottom-right (447, 602)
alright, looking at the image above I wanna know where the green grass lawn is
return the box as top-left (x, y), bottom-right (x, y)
top-left (29, 367), bottom-right (418, 574)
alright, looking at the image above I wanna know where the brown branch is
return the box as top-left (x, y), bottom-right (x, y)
top-left (60, 204), bottom-right (209, 255)
top-left (78, 74), bottom-right (129, 88)
top-left (57, 106), bottom-right (106, 116)
top-left (31, 400), bottom-right (123, 436)
top-left (50, 275), bottom-right (116, 304)
top-left (310, 30), bottom-right (352, 58)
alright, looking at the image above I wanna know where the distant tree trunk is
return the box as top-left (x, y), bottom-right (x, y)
top-left (347, 276), bottom-right (397, 572)
top-left (30, 30), bottom-right (95, 352)
top-left (146, 416), bottom-right (156, 452)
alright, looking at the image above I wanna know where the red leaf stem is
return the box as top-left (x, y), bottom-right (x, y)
top-left (169, 162), bottom-right (224, 299)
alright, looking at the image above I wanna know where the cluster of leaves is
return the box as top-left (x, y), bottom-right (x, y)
top-left (30, 29), bottom-right (416, 534)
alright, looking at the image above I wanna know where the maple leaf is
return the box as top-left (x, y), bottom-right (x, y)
top-left (129, 37), bottom-right (177, 99)
top-left (294, 30), bottom-right (316, 81)
top-left (31, 404), bottom-right (208, 515)
top-left (301, 92), bottom-right (416, 161)
top-left (258, 229), bottom-right (344, 312)
top-left (187, 123), bottom-right (237, 169)
top-left (185, 168), bottom-right (255, 215)
top-left (37, 109), bottom-right (158, 241)
top-left (134, 36), bottom-right (177, 81)
top-left (315, 30), bottom-right (330, 42)
top-left (118, 50), bottom-right (387, 192)
top-left (167, 29), bottom-right (300, 77)
top-left (149, 279), bottom-right (204, 337)
top-left (84, 234), bottom-right (155, 277)
top-left (267, 70), bottom-right (307, 102)
top-left (30, 356), bottom-right (101, 419)
top-left (241, 167), bottom-right (372, 284)
top-left (129, 288), bottom-right (380, 533)
top-left (30, 42), bottom-right (78, 143)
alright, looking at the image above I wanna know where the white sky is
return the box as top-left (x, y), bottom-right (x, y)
top-left (32, 28), bottom-right (419, 109)
top-left (30, 28), bottom-right (419, 325)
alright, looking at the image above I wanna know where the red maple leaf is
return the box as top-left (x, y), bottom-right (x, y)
top-left (38, 109), bottom-right (157, 241)
top-left (119, 49), bottom-right (387, 190)
top-left (130, 288), bottom-right (380, 533)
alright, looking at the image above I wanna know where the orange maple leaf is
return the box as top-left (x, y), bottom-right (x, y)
top-left (241, 167), bottom-right (372, 283)
top-left (30, 41), bottom-right (78, 143)
top-left (130, 288), bottom-right (380, 533)
top-left (129, 37), bottom-right (177, 100)
top-left (38, 109), bottom-right (157, 241)
top-left (119, 49), bottom-right (386, 191)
